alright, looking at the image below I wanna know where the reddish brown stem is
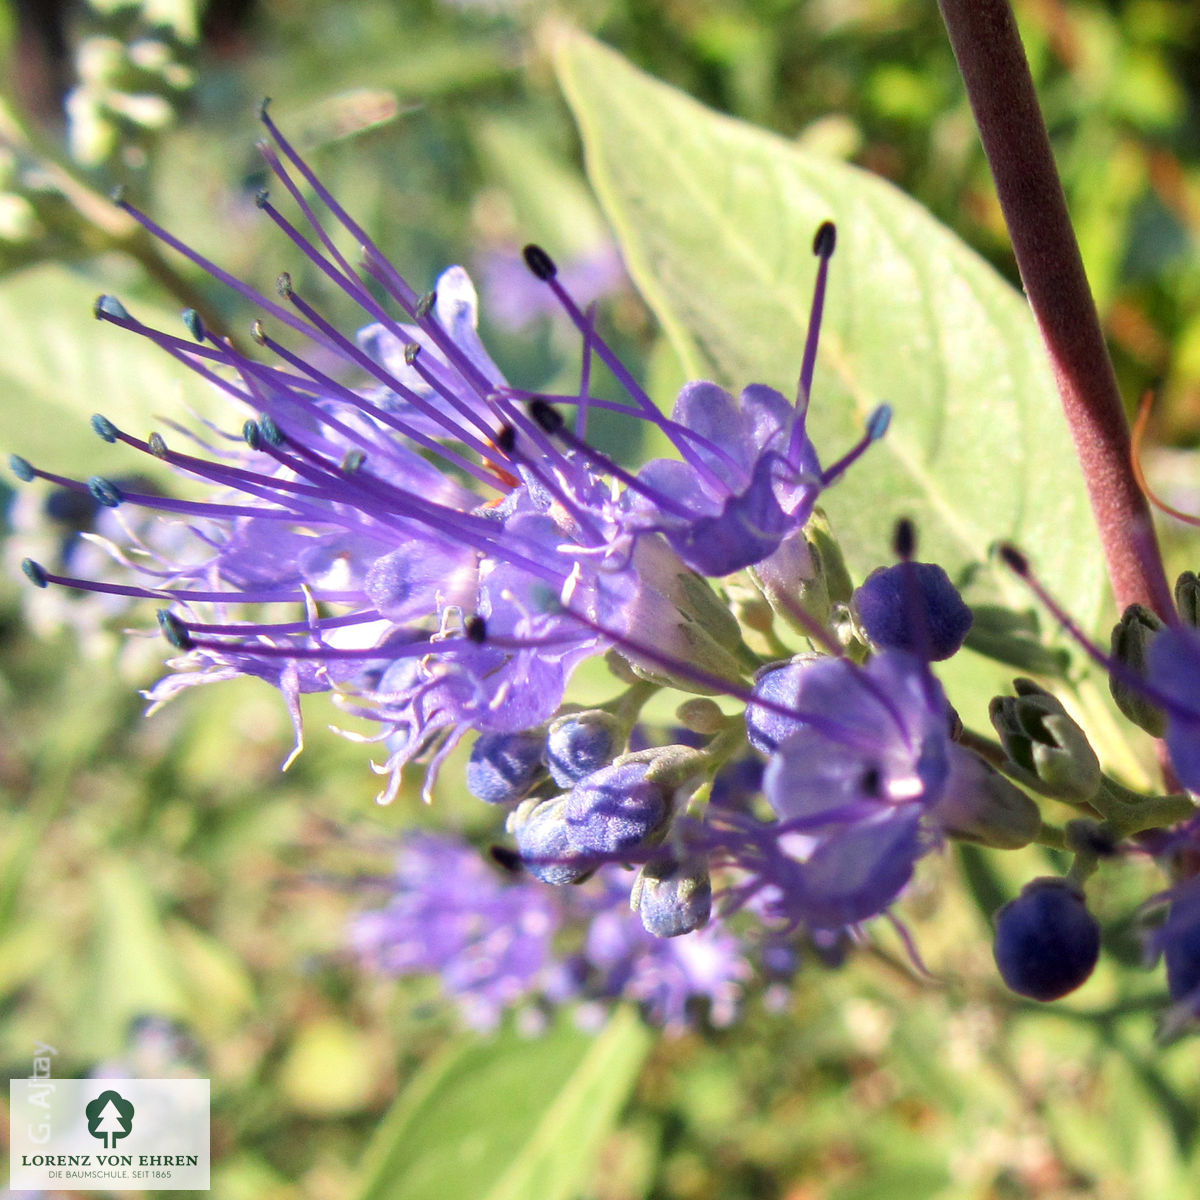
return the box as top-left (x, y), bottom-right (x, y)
top-left (938, 0), bottom-right (1173, 620)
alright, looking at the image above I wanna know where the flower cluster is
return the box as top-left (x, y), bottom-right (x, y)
top-left (18, 108), bottom-right (1200, 1034)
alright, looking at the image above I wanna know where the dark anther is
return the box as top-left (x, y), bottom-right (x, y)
top-left (8, 454), bottom-right (34, 482)
top-left (523, 244), bottom-right (558, 281)
top-left (148, 433), bottom-right (169, 458)
top-left (488, 845), bottom-right (524, 875)
top-left (813, 221), bottom-right (837, 258)
top-left (250, 319), bottom-right (267, 345)
top-left (342, 449), bottom-right (366, 473)
top-left (529, 398), bottom-right (564, 435)
top-left (157, 609), bottom-right (194, 651)
top-left (893, 517), bottom-right (916, 561)
top-left (243, 420), bottom-right (262, 449)
top-left (494, 424), bottom-right (516, 454)
top-left (93, 294), bottom-right (130, 321)
top-left (465, 615), bottom-right (488, 644)
top-left (867, 405), bottom-right (891, 440)
top-left (258, 96), bottom-right (272, 120)
top-left (182, 309), bottom-right (205, 342)
top-left (21, 559), bottom-right (48, 588)
top-left (254, 188), bottom-right (270, 209)
top-left (997, 543), bottom-right (1029, 577)
top-left (109, 185), bottom-right (129, 206)
top-left (403, 341), bottom-right (421, 366)
top-left (87, 476), bottom-right (123, 508)
top-left (259, 416), bottom-right (285, 446)
top-left (91, 414), bottom-right (119, 443)
top-left (415, 290), bottom-right (437, 319)
top-left (275, 272), bottom-right (293, 298)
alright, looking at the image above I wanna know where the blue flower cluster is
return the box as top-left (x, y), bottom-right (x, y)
top-left (16, 110), bottom-right (1200, 1032)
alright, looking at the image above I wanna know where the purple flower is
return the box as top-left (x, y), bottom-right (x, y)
top-left (479, 243), bottom-right (626, 333)
top-left (14, 110), bottom-right (780, 802)
top-left (351, 834), bottom-right (756, 1031)
top-left (853, 561), bottom-right (973, 661)
top-left (615, 226), bottom-right (889, 578)
top-left (1145, 624), bottom-right (1200, 791)
top-left (733, 651), bottom-right (975, 928)
top-left (351, 833), bottom-right (566, 1030)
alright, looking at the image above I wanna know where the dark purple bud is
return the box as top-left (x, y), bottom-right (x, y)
top-left (545, 711), bottom-right (621, 787)
top-left (631, 855), bottom-right (712, 937)
top-left (746, 656), bottom-right (820, 754)
top-left (812, 221), bottom-right (836, 258)
top-left (892, 517), bottom-right (916, 561)
top-left (564, 760), bottom-right (670, 857)
top-left (465, 615), bottom-right (488, 644)
top-left (853, 561), bottom-right (973, 661)
top-left (993, 878), bottom-right (1100, 1001)
top-left (507, 796), bottom-right (592, 885)
top-left (467, 731), bottom-right (547, 805)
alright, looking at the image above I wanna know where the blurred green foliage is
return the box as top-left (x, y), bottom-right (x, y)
top-left (3, 1), bottom-right (1200, 1197)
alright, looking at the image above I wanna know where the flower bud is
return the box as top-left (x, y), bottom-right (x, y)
top-left (750, 509), bottom-right (852, 633)
top-left (1176, 571), bottom-right (1200, 629)
top-left (507, 796), bottom-right (592, 885)
top-left (852, 561), bottom-right (973, 661)
top-left (989, 679), bottom-right (1101, 803)
top-left (1109, 604), bottom-right (1166, 737)
top-left (745, 654), bottom-right (823, 754)
top-left (993, 878), bottom-right (1100, 1001)
top-left (564, 745), bottom-right (706, 859)
top-left (545, 710), bottom-right (622, 787)
top-left (931, 751), bottom-right (1041, 849)
top-left (467, 730), bottom-right (547, 805)
top-left (630, 854), bottom-right (712, 937)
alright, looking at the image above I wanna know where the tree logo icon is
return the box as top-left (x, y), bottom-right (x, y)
top-left (85, 1090), bottom-right (135, 1149)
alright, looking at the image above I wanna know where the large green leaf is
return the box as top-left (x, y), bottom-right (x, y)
top-left (556, 33), bottom-right (1105, 624)
top-left (353, 1007), bottom-right (651, 1200)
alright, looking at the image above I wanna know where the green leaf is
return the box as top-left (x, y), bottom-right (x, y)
top-left (555, 33), bottom-right (1106, 625)
top-left (353, 1008), bottom-right (652, 1200)
top-left (84, 859), bottom-right (191, 1057)
top-left (0, 265), bottom-right (221, 484)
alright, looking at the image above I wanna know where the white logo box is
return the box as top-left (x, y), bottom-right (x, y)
top-left (10, 1079), bottom-right (209, 1191)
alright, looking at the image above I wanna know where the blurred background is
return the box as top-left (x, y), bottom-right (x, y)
top-left (2, 1), bottom-right (1200, 1197)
